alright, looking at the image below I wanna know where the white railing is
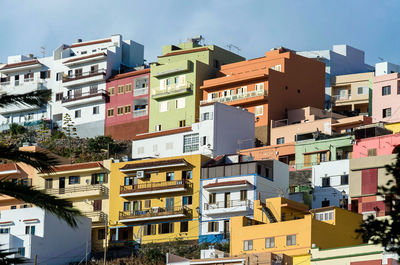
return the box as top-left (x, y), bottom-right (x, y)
top-left (332, 95), bottom-right (351, 101)
top-left (153, 81), bottom-right (192, 97)
top-left (133, 108), bottom-right (148, 118)
top-left (0, 81), bottom-right (10, 87)
top-left (24, 78), bottom-right (34, 83)
top-left (133, 87), bottom-right (148, 97)
top-left (200, 90), bottom-right (267, 105)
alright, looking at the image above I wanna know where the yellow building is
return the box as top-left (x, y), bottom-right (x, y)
top-left (108, 154), bottom-right (208, 246)
top-left (385, 122), bottom-right (400, 134)
top-left (230, 197), bottom-right (363, 265)
top-left (36, 160), bottom-right (111, 251)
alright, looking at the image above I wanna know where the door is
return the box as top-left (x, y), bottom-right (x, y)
top-left (224, 220), bottom-right (230, 239)
top-left (133, 201), bottom-right (141, 212)
top-left (45, 179), bottom-right (53, 189)
top-left (224, 192), bottom-right (230, 208)
top-left (59, 177), bottom-right (65, 194)
top-left (166, 198), bottom-right (174, 212)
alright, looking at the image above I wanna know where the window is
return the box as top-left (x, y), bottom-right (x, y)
top-left (125, 84), bottom-right (132, 92)
top-left (116, 106), bottom-right (123, 115)
top-left (183, 133), bottom-right (199, 153)
top-left (17, 247), bottom-right (25, 256)
top-left (176, 98), bottom-right (185, 109)
top-left (243, 240), bottom-right (253, 251)
top-left (277, 137), bottom-right (285, 145)
top-left (143, 224), bottom-right (156, 236)
top-left (93, 199), bottom-right (102, 211)
top-left (166, 172), bottom-right (174, 181)
top-left (202, 136), bottom-right (207, 146)
top-left (357, 87), bottom-right (366, 95)
top-left (90, 85), bottom-right (98, 94)
top-left (271, 65), bottom-right (282, 72)
top-left (93, 106), bottom-right (99, 115)
top-left (236, 86), bottom-right (247, 94)
top-left (382, 85), bottom-right (391, 96)
top-left (368, 148), bottom-right (377, 157)
top-left (322, 177), bottom-right (330, 187)
top-left (0, 228), bottom-right (9, 234)
top-left (108, 87), bottom-right (115, 96)
top-left (174, 76), bottom-right (179, 84)
top-left (125, 105), bottom-right (131, 113)
top-left (155, 124), bottom-right (162, 131)
top-left (166, 142), bottom-right (174, 150)
top-left (118, 85), bottom-right (124, 94)
top-left (201, 112), bottom-right (213, 121)
top-left (209, 193), bottom-right (216, 204)
top-left (255, 83), bottom-right (264, 91)
top-left (180, 221), bottom-right (189, 232)
top-left (25, 225), bottom-right (35, 235)
top-left (144, 200), bottom-right (151, 208)
top-left (182, 170), bottom-right (192, 180)
top-left (166, 79), bottom-right (171, 86)
top-left (56, 72), bottom-right (64, 81)
top-left (315, 211), bottom-right (334, 221)
top-left (255, 105), bottom-right (263, 116)
top-left (362, 168), bottom-right (378, 195)
top-left (56, 93), bottom-right (63, 101)
top-left (179, 120), bottom-right (186, 127)
top-left (81, 51), bottom-right (87, 55)
top-left (208, 221), bottom-right (219, 232)
top-left (265, 237), bottom-right (275, 248)
top-left (98, 229), bottom-right (106, 240)
top-left (75, 68), bottom-right (83, 77)
top-left (107, 108), bottom-right (114, 117)
top-left (160, 101), bottom-right (169, 112)
top-left (123, 202), bottom-right (130, 211)
top-left (319, 152), bottom-right (328, 162)
top-left (240, 190), bottom-right (247, 201)
top-left (286, 235), bottom-right (296, 246)
top-left (11, 206), bottom-right (16, 209)
top-left (92, 173), bottom-right (107, 184)
top-left (182, 196), bottom-right (192, 206)
top-left (383, 108), bottom-right (391, 118)
top-left (321, 199), bottom-right (330, 207)
top-left (69, 176), bottom-right (80, 184)
top-left (125, 176), bottom-right (133, 186)
top-left (75, 110), bottom-right (81, 118)
top-left (159, 222), bottom-right (174, 234)
top-left (137, 146), bottom-right (145, 154)
top-left (341, 175), bottom-right (349, 185)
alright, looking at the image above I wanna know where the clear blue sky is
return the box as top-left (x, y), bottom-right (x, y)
top-left (1, 0), bottom-right (399, 66)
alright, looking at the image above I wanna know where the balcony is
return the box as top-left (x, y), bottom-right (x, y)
top-left (200, 90), bottom-right (268, 106)
top-left (133, 87), bottom-right (148, 97)
top-left (120, 180), bottom-right (189, 197)
top-left (119, 206), bottom-right (187, 223)
top-left (62, 89), bottom-right (108, 108)
top-left (132, 108), bottom-right (148, 118)
top-left (152, 81), bottom-right (192, 100)
top-left (62, 69), bottom-right (106, 87)
top-left (203, 200), bottom-right (252, 216)
top-left (83, 211), bottom-right (107, 223)
top-left (43, 184), bottom-right (107, 199)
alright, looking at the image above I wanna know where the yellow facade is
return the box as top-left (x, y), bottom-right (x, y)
top-left (230, 197), bottom-right (363, 265)
top-left (108, 154), bottom-right (208, 245)
top-left (385, 122), bottom-right (400, 134)
top-left (35, 160), bottom-right (111, 251)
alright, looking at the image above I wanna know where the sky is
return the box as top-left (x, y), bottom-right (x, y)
top-left (0, 0), bottom-right (399, 66)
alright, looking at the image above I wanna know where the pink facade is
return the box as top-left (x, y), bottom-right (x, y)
top-left (353, 133), bottom-right (400, 158)
top-left (372, 73), bottom-right (400, 123)
top-left (105, 69), bottom-right (150, 140)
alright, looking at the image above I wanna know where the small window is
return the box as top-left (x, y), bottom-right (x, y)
top-left (208, 221), bottom-right (219, 232)
top-left (108, 87), bottom-right (115, 96)
top-left (265, 237), bottom-right (275, 248)
top-left (357, 87), bottom-right (364, 94)
top-left (0, 228), bottom-right (9, 234)
top-left (107, 108), bottom-right (114, 117)
top-left (56, 72), bottom-right (64, 81)
top-left (166, 172), bottom-right (174, 181)
top-left (56, 93), bottom-right (63, 101)
top-left (209, 193), bottom-right (216, 204)
top-left (179, 120), bottom-right (186, 127)
top-left (368, 148), bottom-right (377, 157)
top-left (243, 240), bottom-right (253, 251)
top-left (180, 221), bottom-right (189, 232)
top-left (158, 222), bottom-right (174, 234)
top-left (240, 190), bottom-right (247, 201)
top-left (255, 83), bottom-right (264, 91)
top-left (182, 170), bottom-right (192, 180)
top-left (382, 85), bottom-right (391, 96)
top-left (383, 108), bottom-right (391, 118)
top-left (90, 85), bottom-right (98, 94)
top-left (144, 200), bottom-right (151, 208)
top-left (117, 106), bottom-right (124, 115)
top-left (25, 225), bottom-right (35, 235)
top-left (118, 85), bottom-right (124, 94)
top-left (202, 112), bottom-right (212, 121)
top-left (93, 106), bottom-right (99, 115)
top-left (143, 224), bottom-right (157, 236)
top-left (160, 101), bottom-right (169, 112)
top-left (125, 84), bottom-right (132, 92)
top-left (81, 51), bottom-right (87, 55)
top-left (255, 105), bottom-right (263, 116)
top-left (277, 137), bottom-right (285, 145)
top-left (69, 176), bottom-right (80, 185)
top-left (341, 175), bottom-right (349, 185)
top-left (11, 206), bottom-right (16, 210)
top-left (75, 110), bottom-right (81, 118)
top-left (155, 124), bottom-right (162, 131)
top-left (182, 196), bottom-right (192, 206)
top-left (322, 177), bottom-right (330, 187)
top-left (166, 142), bottom-right (174, 150)
top-left (125, 105), bottom-right (131, 113)
top-left (123, 202), bottom-right (130, 211)
top-left (176, 98), bottom-right (185, 109)
top-left (98, 229), bottom-right (106, 240)
top-left (286, 234), bottom-right (296, 246)
top-left (321, 199), bottom-right (330, 207)
top-left (202, 136), bottom-right (207, 146)
top-left (18, 247), bottom-right (25, 256)
top-left (92, 173), bottom-right (107, 184)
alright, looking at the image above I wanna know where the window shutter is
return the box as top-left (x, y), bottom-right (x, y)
top-left (93, 200), bottom-right (102, 211)
top-left (169, 222), bottom-right (174, 233)
top-left (158, 224), bottom-right (161, 234)
top-left (103, 174), bottom-right (108, 184)
top-left (208, 222), bottom-right (212, 232)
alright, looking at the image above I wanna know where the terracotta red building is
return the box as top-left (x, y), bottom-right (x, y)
top-left (105, 68), bottom-right (150, 140)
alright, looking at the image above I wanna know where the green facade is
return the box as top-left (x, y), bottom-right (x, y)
top-left (295, 135), bottom-right (354, 170)
top-left (149, 41), bottom-right (244, 132)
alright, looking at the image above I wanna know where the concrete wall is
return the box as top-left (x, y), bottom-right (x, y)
top-left (353, 133), bottom-right (400, 158)
top-left (372, 73), bottom-right (400, 123)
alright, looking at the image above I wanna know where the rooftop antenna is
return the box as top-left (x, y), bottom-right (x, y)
top-left (226, 44), bottom-right (241, 53)
top-left (378, 57), bottom-right (385, 62)
top-left (40, 46), bottom-right (45, 58)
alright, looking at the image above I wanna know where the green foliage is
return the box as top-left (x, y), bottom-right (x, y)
top-left (87, 136), bottom-right (123, 155)
top-left (51, 129), bottom-right (66, 140)
top-left (137, 244), bottom-right (164, 265)
top-left (9, 123), bottom-right (26, 135)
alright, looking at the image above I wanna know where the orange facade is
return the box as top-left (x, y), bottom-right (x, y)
top-left (200, 48), bottom-right (325, 144)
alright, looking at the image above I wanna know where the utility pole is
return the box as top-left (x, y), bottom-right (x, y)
top-left (34, 255), bottom-right (37, 265)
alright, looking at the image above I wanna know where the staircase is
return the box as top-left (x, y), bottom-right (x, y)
top-left (262, 204), bottom-right (278, 223)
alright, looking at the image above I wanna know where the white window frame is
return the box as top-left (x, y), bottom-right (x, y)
top-left (176, 98), bottom-right (185, 109)
top-left (255, 105), bottom-right (263, 116)
top-left (159, 101), bottom-right (169, 112)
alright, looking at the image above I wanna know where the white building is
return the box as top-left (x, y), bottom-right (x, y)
top-left (132, 102), bottom-right (255, 159)
top-left (199, 155), bottom-right (289, 243)
top-left (0, 34), bottom-right (144, 138)
top-left (375, 61), bottom-right (400, 76)
top-left (311, 159), bottom-right (349, 209)
top-left (0, 207), bottom-right (91, 265)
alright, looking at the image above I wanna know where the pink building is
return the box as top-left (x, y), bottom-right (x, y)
top-left (372, 73), bottom-right (400, 123)
top-left (105, 69), bottom-right (150, 140)
top-left (353, 133), bottom-right (400, 158)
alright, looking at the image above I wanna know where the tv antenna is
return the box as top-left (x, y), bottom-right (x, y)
top-left (40, 46), bottom-right (45, 58)
top-left (226, 44), bottom-right (241, 53)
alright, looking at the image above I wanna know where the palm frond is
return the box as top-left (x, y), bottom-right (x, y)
top-left (0, 90), bottom-right (51, 108)
top-left (0, 181), bottom-right (81, 227)
top-left (0, 145), bottom-right (60, 172)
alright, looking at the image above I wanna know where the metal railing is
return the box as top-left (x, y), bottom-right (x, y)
top-left (152, 81), bottom-right (192, 98)
top-left (62, 69), bottom-right (106, 83)
top-left (83, 211), bottom-right (107, 222)
top-left (133, 87), bottom-right (148, 96)
top-left (62, 89), bottom-right (108, 103)
top-left (24, 78), bottom-right (34, 83)
top-left (119, 206), bottom-right (187, 220)
top-left (200, 90), bottom-right (268, 105)
top-left (132, 108), bottom-right (148, 118)
top-left (120, 180), bottom-right (188, 194)
top-left (44, 184), bottom-right (107, 196)
top-left (332, 95), bottom-right (351, 101)
top-left (204, 199), bottom-right (252, 210)
top-left (0, 81), bottom-right (10, 86)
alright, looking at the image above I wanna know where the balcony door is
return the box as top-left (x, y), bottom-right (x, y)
top-left (224, 220), bottom-right (230, 239)
top-left (166, 198), bottom-right (174, 212)
top-left (59, 177), bottom-right (65, 194)
top-left (224, 192), bottom-right (230, 208)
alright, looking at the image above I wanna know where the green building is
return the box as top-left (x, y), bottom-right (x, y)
top-left (149, 38), bottom-right (244, 132)
top-left (295, 135), bottom-right (354, 170)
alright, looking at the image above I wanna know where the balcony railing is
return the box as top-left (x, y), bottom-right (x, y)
top-left (200, 90), bottom-right (268, 105)
top-left (152, 81), bottom-right (192, 99)
top-left (24, 78), bottom-right (34, 83)
top-left (83, 211), bottom-right (107, 223)
top-left (119, 206), bottom-right (187, 220)
top-left (132, 108), bottom-right (148, 118)
top-left (62, 69), bottom-right (106, 83)
top-left (0, 81), bottom-right (10, 87)
top-left (133, 87), bottom-right (148, 97)
top-left (332, 95), bottom-right (351, 101)
top-left (120, 180), bottom-right (189, 194)
top-left (62, 89), bottom-right (108, 103)
top-left (44, 184), bottom-right (107, 196)
top-left (204, 199), bottom-right (252, 210)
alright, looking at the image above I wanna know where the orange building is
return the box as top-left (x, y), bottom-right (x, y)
top-left (200, 47), bottom-right (325, 145)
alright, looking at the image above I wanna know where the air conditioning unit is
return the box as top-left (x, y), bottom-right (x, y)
top-left (136, 171), bottom-right (145, 179)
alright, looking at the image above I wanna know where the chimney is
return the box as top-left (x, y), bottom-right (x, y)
top-left (76, 39), bottom-right (83, 43)
top-left (26, 54), bottom-right (34, 59)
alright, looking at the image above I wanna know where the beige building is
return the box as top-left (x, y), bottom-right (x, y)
top-left (330, 72), bottom-right (374, 114)
top-left (36, 160), bottom-right (111, 251)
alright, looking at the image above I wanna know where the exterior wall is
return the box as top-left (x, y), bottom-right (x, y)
top-left (372, 73), bottom-right (400, 123)
top-left (385, 122), bottom-right (400, 134)
top-left (311, 160), bottom-right (349, 209)
top-left (353, 133), bottom-right (400, 158)
top-left (0, 207), bottom-right (91, 265)
top-left (375, 62), bottom-right (400, 77)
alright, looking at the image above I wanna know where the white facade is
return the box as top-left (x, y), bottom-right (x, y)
top-left (375, 61), bottom-right (400, 76)
top-left (0, 207), bottom-right (91, 265)
top-left (311, 159), bottom-right (349, 209)
top-left (0, 34), bottom-right (144, 138)
top-left (132, 102), bottom-right (255, 159)
top-left (199, 159), bottom-right (289, 243)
